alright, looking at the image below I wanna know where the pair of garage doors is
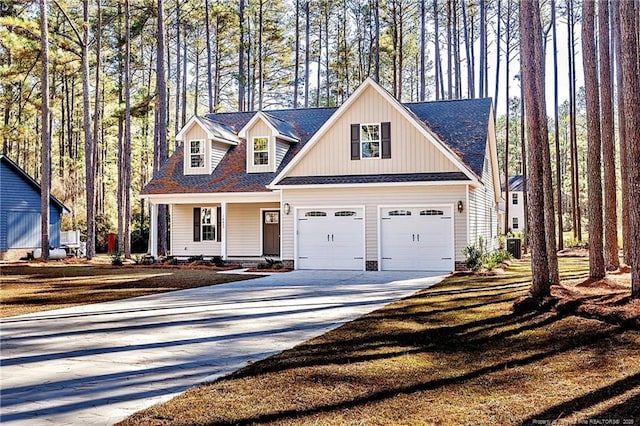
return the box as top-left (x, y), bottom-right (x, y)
top-left (296, 206), bottom-right (454, 271)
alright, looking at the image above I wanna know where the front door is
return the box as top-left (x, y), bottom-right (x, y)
top-left (262, 210), bottom-right (280, 256)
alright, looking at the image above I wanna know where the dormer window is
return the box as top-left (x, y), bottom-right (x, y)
top-left (190, 140), bottom-right (205, 168)
top-left (253, 137), bottom-right (269, 166)
top-left (360, 124), bottom-right (380, 159)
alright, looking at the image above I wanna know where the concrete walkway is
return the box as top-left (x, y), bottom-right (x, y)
top-left (0, 270), bottom-right (446, 425)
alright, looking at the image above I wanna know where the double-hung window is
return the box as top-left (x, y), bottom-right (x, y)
top-left (512, 217), bottom-right (519, 230)
top-left (201, 208), bottom-right (215, 241)
top-left (512, 193), bottom-right (518, 205)
top-left (360, 124), bottom-right (380, 159)
top-left (190, 140), bottom-right (205, 168)
top-left (253, 137), bottom-right (269, 165)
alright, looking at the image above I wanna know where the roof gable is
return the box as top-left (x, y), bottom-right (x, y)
top-left (176, 116), bottom-right (239, 145)
top-left (0, 155), bottom-right (70, 213)
top-left (238, 111), bottom-right (299, 143)
top-left (272, 78), bottom-right (481, 187)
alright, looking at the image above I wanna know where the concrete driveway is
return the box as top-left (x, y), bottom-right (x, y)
top-left (0, 270), bottom-right (446, 425)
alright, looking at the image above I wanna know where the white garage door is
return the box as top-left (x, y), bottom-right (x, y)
top-left (380, 206), bottom-right (454, 271)
top-left (297, 208), bottom-right (364, 270)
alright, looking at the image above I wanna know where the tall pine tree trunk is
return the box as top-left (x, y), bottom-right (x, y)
top-left (155, 0), bottom-right (168, 257)
top-left (206, 0), bottom-right (213, 113)
top-left (552, 0), bottom-right (564, 251)
top-left (123, 0), bottom-right (132, 258)
top-left (520, 0), bottom-right (551, 299)
top-left (39, 0), bottom-right (51, 260)
top-left (582, 0), bottom-right (606, 280)
top-left (613, 0), bottom-right (630, 266)
top-left (617, 0), bottom-right (640, 298)
top-left (238, 0), bottom-right (245, 111)
top-left (534, 0), bottom-right (559, 285)
top-left (599, 0), bottom-right (619, 270)
top-left (82, 0), bottom-right (96, 259)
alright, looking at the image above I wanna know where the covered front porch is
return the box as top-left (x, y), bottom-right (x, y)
top-left (146, 192), bottom-right (282, 260)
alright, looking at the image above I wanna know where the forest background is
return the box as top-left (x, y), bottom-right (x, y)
top-left (0, 0), bottom-right (612, 256)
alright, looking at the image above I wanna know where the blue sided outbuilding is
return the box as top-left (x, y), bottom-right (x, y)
top-left (0, 155), bottom-right (70, 260)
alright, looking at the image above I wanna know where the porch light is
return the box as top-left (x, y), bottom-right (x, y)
top-left (284, 203), bottom-right (291, 215)
top-left (457, 201), bottom-right (464, 213)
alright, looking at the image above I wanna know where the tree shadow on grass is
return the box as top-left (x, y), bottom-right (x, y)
top-left (208, 327), bottom-right (624, 426)
top-left (520, 372), bottom-right (640, 425)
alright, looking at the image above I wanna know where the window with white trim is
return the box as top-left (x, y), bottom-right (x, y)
top-left (253, 136), bottom-right (269, 165)
top-left (512, 217), bottom-right (519, 230)
top-left (190, 140), bottom-right (205, 168)
top-left (361, 124), bottom-right (380, 159)
top-left (512, 193), bottom-right (518, 205)
top-left (201, 208), bottom-right (215, 241)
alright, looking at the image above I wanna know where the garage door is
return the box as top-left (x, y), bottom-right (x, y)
top-left (380, 206), bottom-right (454, 271)
top-left (297, 208), bottom-right (364, 270)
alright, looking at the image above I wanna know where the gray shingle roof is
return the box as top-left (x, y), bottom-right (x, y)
top-left (502, 175), bottom-right (524, 192)
top-left (277, 172), bottom-right (470, 186)
top-left (141, 98), bottom-right (492, 195)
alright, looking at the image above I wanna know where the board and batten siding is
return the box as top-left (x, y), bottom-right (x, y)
top-left (170, 204), bottom-right (221, 256)
top-left (246, 120), bottom-right (274, 173)
top-left (183, 124), bottom-right (211, 175)
top-left (287, 86), bottom-right (460, 177)
top-left (281, 186), bottom-right (467, 264)
top-left (226, 202), bottom-right (280, 256)
top-left (468, 144), bottom-right (499, 252)
top-left (0, 160), bottom-right (62, 251)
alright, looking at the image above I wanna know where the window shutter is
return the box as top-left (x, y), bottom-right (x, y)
top-left (216, 206), bottom-right (222, 242)
top-left (193, 208), bottom-right (201, 242)
top-left (350, 124), bottom-right (360, 160)
top-left (381, 122), bottom-right (391, 159)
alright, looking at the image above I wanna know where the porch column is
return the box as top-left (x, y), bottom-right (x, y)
top-left (150, 202), bottom-right (158, 258)
top-left (221, 202), bottom-right (227, 259)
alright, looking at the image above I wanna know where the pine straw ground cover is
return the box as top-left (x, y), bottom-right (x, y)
top-left (0, 261), bottom-right (258, 317)
top-left (119, 256), bottom-right (640, 426)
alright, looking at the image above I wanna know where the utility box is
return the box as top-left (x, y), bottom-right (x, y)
top-left (506, 238), bottom-right (522, 259)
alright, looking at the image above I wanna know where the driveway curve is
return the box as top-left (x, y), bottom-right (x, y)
top-left (0, 270), bottom-right (446, 425)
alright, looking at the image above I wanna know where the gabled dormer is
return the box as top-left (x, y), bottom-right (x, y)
top-left (176, 116), bottom-right (239, 176)
top-left (238, 111), bottom-right (299, 173)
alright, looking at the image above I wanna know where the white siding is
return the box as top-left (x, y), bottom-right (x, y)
top-left (226, 202), bottom-right (280, 256)
top-left (468, 145), bottom-right (499, 252)
top-left (281, 186), bottom-right (468, 264)
top-left (170, 204), bottom-right (221, 257)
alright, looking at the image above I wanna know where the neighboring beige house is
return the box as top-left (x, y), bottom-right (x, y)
top-left (141, 78), bottom-right (501, 271)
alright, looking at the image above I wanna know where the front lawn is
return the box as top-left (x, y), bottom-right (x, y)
top-left (119, 256), bottom-right (640, 425)
top-left (0, 263), bottom-right (258, 317)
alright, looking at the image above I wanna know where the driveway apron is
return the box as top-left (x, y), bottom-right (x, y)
top-left (0, 270), bottom-right (446, 425)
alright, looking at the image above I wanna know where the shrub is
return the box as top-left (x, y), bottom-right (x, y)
top-left (256, 261), bottom-right (269, 270)
top-left (111, 252), bottom-right (124, 266)
top-left (163, 256), bottom-right (177, 265)
top-left (212, 256), bottom-right (225, 267)
top-left (273, 261), bottom-right (284, 270)
top-left (187, 255), bottom-right (204, 264)
top-left (463, 245), bottom-right (484, 271)
top-left (487, 249), bottom-right (512, 265)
